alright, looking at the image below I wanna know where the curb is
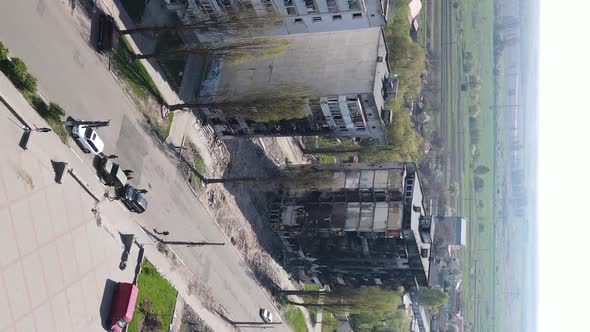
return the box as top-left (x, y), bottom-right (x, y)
top-left (68, 168), bottom-right (101, 202)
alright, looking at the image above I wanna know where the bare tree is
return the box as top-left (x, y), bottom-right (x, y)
top-left (204, 166), bottom-right (336, 192)
top-left (117, 11), bottom-right (283, 36)
top-left (131, 37), bottom-right (289, 64)
top-left (168, 84), bottom-right (316, 122)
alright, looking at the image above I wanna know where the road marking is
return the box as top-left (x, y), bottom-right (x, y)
top-left (69, 147), bottom-right (85, 163)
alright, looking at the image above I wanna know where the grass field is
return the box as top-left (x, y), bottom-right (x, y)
top-left (113, 37), bottom-right (163, 102)
top-left (128, 260), bottom-right (177, 332)
top-left (435, 0), bottom-right (501, 330)
top-left (453, 0), bottom-right (499, 331)
top-left (283, 305), bottom-right (307, 332)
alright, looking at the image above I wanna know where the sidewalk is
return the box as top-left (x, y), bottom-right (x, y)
top-left (0, 73), bottom-right (234, 331)
top-left (98, 0), bottom-right (181, 105)
top-left (0, 79), bottom-right (139, 331)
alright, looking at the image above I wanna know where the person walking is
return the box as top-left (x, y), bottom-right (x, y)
top-left (153, 229), bottom-right (170, 236)
top-left (138, 189), bottom-right (148, 194)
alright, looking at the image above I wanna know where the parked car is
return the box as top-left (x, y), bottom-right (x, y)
top-left (98, 156), bottom-right (127, 188)
top-left (72, 125), bottom-right (104, 155)
top-left (118, 184), bottom-right (148, 213)
top-left (259, 308), bottom-right (273, 323)
top-left (97, 13), bottom-right (116, 52)
top-left (108, 282), bottom-right (138, 332)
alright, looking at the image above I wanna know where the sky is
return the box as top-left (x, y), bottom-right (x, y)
top-left (538, 0), bottom-right (590, 331)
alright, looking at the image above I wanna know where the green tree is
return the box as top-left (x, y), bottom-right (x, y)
top-left (474, 176), bottom-right (485, 192)
top-left (168, 84), bottom-right (316, 122)
top-left (416, 287), bottom-right (449, 307)
top-left (288, 286), bottom-right (404, 316)
top-left (474, 165), bottom-right (490, 174)
top-left (449, 182), bottom-right (459, 195)
top-left (0, 41), bottom-right (8, 60)
top-left (132, 37), bottom-right (289, 64)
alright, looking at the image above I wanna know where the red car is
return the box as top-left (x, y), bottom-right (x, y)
top-left (109, 282), bottom-right (139, 332)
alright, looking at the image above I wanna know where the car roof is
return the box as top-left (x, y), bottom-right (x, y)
top-left (84, 127), bottom-right (105, 152)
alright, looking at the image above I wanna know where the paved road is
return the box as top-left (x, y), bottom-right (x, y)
top-left (0, 1), bottom-right (287, 329)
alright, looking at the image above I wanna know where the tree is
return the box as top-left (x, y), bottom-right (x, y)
top-left (131, 37), bottom-right (289, 64)
top-left (416, 287), bottom-right (448, 307)
top-left (118, 11), bottom-right (283, 35)
top-left (449, 182), bottom-right (459, 195)
top-left (288, 286), bottom-right (404, 316)
top-left (204, 165), bottom-right (336, 192)
top-left (446, 324), bottom-right (458, 332)
top-left (474, 165), bottom-right (490, 174)
top-left (0, 41), bottom-right (8, 60)
top-left (168, 84), bottom-right (316, 122)
top-left (474, 176), bottom-right (485, 192)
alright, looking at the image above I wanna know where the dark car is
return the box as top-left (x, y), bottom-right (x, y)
top-left (119, 185), bottom-right (148, 213)
top-left (97, 156), bottom-right (127, 188)
top-left (97, 14), bottom-right (116, 52)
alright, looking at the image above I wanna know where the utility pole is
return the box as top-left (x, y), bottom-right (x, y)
top-left (63, 119), bottom-right (111, 128)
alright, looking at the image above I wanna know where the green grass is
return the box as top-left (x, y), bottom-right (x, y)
top-left (418, 0), bottom-right (428, 48)
top-left (157, 111), bottom-right (174, 141)
top-left (452, 0), bottom-right (498, 331)
top-left (120, 0), bottom-right (146, 22)
top-left (188, 146), bottom-right (206, 187)
top-left (47, 116), bottom-right (69, 144)
top-left (155, 32), bottom-right (186, 90)
top-left (128, 260), bottom-right (177, 332)
top-left (318, 155), bottom-right (337, 164)
top-left (113, 37), bottom-right (163, 102)
top-left (284, 305), bottom-right (307, 332)
top-left (320, 312), bottom-right (339, 332)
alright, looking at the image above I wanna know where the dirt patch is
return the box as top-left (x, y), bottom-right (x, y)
top-left (179, 120), bottom-right (309, 298)
top-left (15, 167), bottom-right (34, 190)
top-left (180, 304), bottom-right (214, 332)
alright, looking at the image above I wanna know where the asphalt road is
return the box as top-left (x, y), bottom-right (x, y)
top-left (0, 1), bottom-right (286, 329)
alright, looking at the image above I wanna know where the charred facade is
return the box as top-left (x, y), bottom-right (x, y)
top-left (269, 162), bottom-right (434, 290)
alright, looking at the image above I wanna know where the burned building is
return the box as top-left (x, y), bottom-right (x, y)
top-left (200, 27), bottom-right (397, 142)
top-left (269, 162), bottom-right (434, 290)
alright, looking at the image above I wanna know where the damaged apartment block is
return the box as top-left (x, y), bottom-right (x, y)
top-left (269, 162), bottom-right (435, 290)
top-left (201, 27), bottom-right (398, 141)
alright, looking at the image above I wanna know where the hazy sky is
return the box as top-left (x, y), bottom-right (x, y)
top-left (538, 0), bottom-right (590, 330)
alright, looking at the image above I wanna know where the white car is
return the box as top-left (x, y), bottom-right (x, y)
top-left (72, 125), bottom-right (105, 155)
top-left (259, 308), bottom-right (273, 323)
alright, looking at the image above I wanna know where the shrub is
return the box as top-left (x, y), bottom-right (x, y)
top-left (475, 165), bottom-right (490, 174)
top-left (6, 58), bottom-right (37, 93)
top-left (47, 102), bottom-right (66, 120)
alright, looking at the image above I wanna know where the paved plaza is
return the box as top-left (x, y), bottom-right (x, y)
top-left (0, 81), bottom-right (139, 332)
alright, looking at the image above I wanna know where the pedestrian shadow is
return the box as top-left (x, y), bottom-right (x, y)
top-left (99, 278), bottom-right (117, 330)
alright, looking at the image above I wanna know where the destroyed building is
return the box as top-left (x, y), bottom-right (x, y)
top-left (269, 162), bottom-right (434, 290)
top-left (201, 27), bottom-right (397, 142)
top-left (164, 0), bottom-right (388, 35)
